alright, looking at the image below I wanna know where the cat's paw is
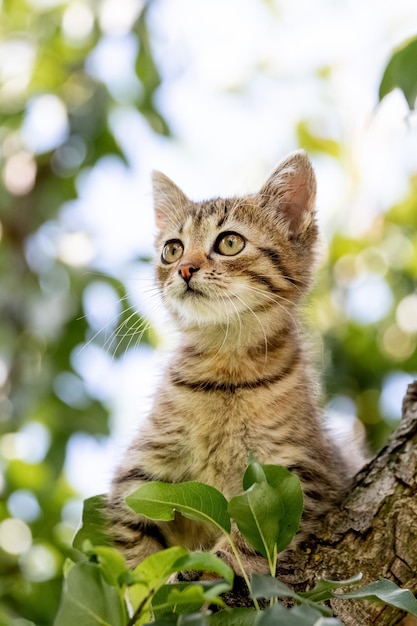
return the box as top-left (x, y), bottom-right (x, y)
top-left (167, 552), bottom-right (254, 610)
top-left (168, 570), bottom-right (203, 584)
top-left (168, 569), bottom-right (219, 584)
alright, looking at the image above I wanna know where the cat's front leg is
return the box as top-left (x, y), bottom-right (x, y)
top-left (107, 494), bottom-right (168, 568)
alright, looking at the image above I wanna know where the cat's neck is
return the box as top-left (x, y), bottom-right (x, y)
top-left (172, 307), bottom-right (303, 381)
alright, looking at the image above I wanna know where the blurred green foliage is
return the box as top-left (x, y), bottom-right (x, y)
top-left (0, 1), bottom-right (159, 624)
top-left (312, 180), bottom-right (417, 449)
top-left (0, 1), bottom-right (415, 625)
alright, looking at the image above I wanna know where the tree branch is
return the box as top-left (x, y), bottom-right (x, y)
top-left (232, 381), bottom-right (417, 625)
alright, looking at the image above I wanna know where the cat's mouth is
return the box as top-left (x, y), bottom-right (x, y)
top-left (183, 284), bottom-right (206, 298)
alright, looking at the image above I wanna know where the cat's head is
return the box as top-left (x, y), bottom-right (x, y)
top-left (152, 151), bottom-right (319, 328)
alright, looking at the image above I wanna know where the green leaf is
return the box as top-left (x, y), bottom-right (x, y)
top-left (73, 495), bottom-right (111, 551)
top-left (157, 583), bottom-right (209, 610)
top-left (208, 608), bottom-right (259, 625)
top-left (379, 36), bottom-right (417, 109)
top-left (257, 464), bottom-right (303, 553)
top-left (250, 575), bottom-right (332, 617)
top-left (88, 546), bottom-right (127, 587)
top-left (299, 573), bottom-right (363, 602)
top-left (230, 462), bottom-right (303, 562)
top-left (126, 481), bottom-right (231, 534)
top-left (152, 615), bottom-right (209, 626)
top-left (228, 482), bottom-right (282, 561)
top-left (179, 614), bottom-right (211, 626)
top-left (127, 545), bottom-right (188, 587)
top-left (258, 604), bottom-right (342, 626)
top-left (242, 455), bottom-right (267, 488)
top-left (174, 552), bottom-right (234, 586)
top-left (152, 583), bottom-right (226, 619)
top-left (130, 546), bottom-right (233, 623)
top-left (126, 547), bottom-right (189, 625)
top-left (126, 548), bottom-right (233, 623)
top-left (54, 561), bottom-right (127, 626)
top-left (334, 578), bottom-right (417, 617)
top-left (250, 573), bottom-right (299, 600)
top-left (151, 615), bottom-right (179, 626)
top-left (145, 553), bottom-right (232, 622)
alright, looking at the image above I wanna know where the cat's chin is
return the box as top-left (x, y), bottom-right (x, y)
top-left (167, 295), bottom-right (240, 328)
top-left (170, 305), bottom-right (233, 328)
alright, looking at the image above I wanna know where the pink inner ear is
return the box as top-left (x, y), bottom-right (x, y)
top-left (259, 151), bottom-right (317, 236)
top-left (152, 170), bottom-right (189, 230)
top-left (280, 177), bottom-right (315, 235)
top-left (154, 206), bottom-right (167, 230)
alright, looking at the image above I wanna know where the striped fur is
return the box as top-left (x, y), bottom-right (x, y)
top-left (108, 151), bottom-right (361, 574)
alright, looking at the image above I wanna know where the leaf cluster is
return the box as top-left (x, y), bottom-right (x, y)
top-left (0, 2), bottom-right (162, 623)
top-left (52, 459), bottom-right (417, 626)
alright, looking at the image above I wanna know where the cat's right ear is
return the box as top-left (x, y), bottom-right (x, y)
top-left (258, 151), bottom-right (317, 238)
top-left (152, 171), bottom-right (189, 229)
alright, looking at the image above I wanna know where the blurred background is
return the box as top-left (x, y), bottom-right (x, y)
top-left (0, 0), bottom-right (417, 623)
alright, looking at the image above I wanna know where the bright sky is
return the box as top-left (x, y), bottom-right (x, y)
top-left (13, 0), bottom-right (417, 497)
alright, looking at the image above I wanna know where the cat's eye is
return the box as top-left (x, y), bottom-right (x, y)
top-left (161, 239), bottom-right (184, 264)
top-left (215, 232), bottom-right (245, 256)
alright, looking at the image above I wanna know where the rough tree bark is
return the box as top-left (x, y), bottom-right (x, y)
top-left (232, 380), bottom-right (417, 626)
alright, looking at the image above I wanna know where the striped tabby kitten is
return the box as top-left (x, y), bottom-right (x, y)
top-left (108, 151), bottom-right (356, 575)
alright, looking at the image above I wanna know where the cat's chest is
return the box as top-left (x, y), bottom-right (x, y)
top-left (152, 386), bottom-right (275, 494)
top-left (170, 382), bottom-right (263, 439)
top-left (183, 400), bottom-right (251, 497)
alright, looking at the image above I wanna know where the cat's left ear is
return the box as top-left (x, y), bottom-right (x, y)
top-left (258, 150), bottom-right (317, 237)
top-left (152, 171), bottom-right (189, 229)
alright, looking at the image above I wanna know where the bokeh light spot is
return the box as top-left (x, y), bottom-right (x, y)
top-left (62, 2), bottom-right (95, 44)
top-left (99, 0), bottom-right (144, 35)
top-left (3, 151), bottom-right (36, 195)
top-left (22, 94), bottom-right (69, 154)
top-left (333, 254), bottom-right (357, 286)
top-left (51, 135), bottom-right (87, 177)
top-left (346, 274), bottom-right (393, 324)
top-left (396, 294), bottom-right (417, 334)
top-left (356, 247), bottom-right (388, 277)
top-left (0, 357), bottom-right (9, 387)
top-left (0, 40), bottom-right (35, 106)
top-left (0, 518), bottom-right (32, 555)
top-left (83, 281), bottom-right (121, 333)
top-left (383, 227), bottom-right (414, 270)
top-left (57, 231), bottom-right (95, 267)
top-left (20, 544), bottom-right (59, 581)
top-left (54, 372), bottom-right (89, 409)
top-left (381, 324), bottom-right (416, 361)
top-left (0, 422), bottom-right (50, 463)
top-left (8, 490), bottom-right (41, 523)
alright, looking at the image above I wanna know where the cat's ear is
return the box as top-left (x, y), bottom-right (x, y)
top-left (152, 171), bottom-right (189, 229)
top-left (258, 150), bottom-right (317, 237)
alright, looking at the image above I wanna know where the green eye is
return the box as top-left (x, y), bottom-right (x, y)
top-left (161, 239), bottom-right (184, 264)
top-left (215, 232), bottom-right (245, 256)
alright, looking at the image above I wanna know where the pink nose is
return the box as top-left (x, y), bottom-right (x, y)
top-left (179, 263), bottom-right (200, 282)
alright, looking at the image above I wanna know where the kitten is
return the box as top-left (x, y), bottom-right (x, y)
top-left (107, 151), bottom-right (359, 576)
